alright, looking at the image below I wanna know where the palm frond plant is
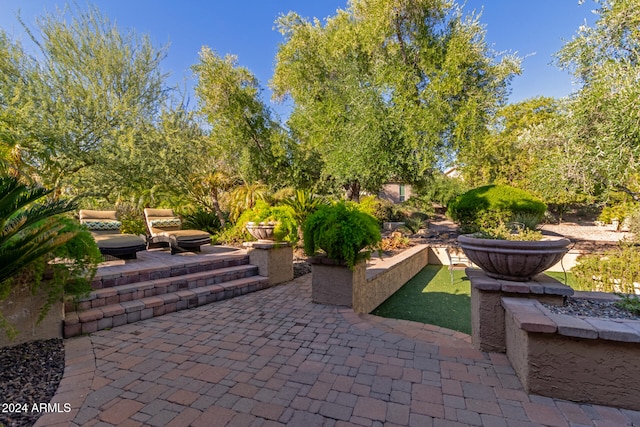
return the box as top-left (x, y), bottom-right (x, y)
top-left (228, 181), bottom-right (269, 222)
top-left (280, 189), bottom-right (326, 239)
top-left (0, 177), bottom-right (77, 282)
top-left (0, 175), bottom-right (100, 339)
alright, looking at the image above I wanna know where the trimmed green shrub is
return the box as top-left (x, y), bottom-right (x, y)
top-left (447, 185), bottom-right (547, 233)
top-left (599, 202), bottom-right (638, 226)
top-left (303, 202), bottom-right (381, 268)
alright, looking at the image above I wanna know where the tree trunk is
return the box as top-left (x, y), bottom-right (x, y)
top-left (346, 181), bottom-right (361, 203)
top-left (211, 190), bottom-right (226, 228)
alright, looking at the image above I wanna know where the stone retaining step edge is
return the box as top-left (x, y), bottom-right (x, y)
top-left (69, 264), bottom-right (260, 311)
top-left (91, 254), bottom-right (250, 289)
top-left (502, 297), bottom-right (640, 343)
top-left (64, 275), bottom-right (269, 338)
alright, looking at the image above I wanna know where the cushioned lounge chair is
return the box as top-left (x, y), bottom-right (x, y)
top-left (144, 208), bottom-right (211, 254)
top-left (79, 210), bottom-right (147, 260)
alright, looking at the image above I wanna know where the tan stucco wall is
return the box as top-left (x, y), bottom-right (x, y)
top-left (471, 285), bottom-right (508, 352)
top-left (505, 308), bottom-right (640, 411)
top-left (378, 183), bottom-right (413, 204)
top-left (311, 260), bottom-right (366, 307)
top-left (247, 244), bottom-right (294, 286)
top-left (0, 283), bottom-right (63, 348)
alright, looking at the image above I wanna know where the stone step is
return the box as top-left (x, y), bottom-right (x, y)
top-left (90, 253), bottom-right (251, 290)
top-left (64, 275), bottom-right (269, 337)
top-left (69, 264), bottom-right (260, 312)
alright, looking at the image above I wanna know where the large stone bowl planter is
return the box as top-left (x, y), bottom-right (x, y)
top-left (458, 234), bottom-right (571, 282)
top-left (245, 222), bottom-right (276, 242)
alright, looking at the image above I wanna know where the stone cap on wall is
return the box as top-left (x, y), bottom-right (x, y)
top-left (502, 297), bottom-right (640, 343)
top-left (468, 268), bottom-right (574, 297)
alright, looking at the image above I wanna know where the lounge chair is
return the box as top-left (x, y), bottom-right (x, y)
top-left (144, 208), bottom-right (211, 254)
top-left (79, 210), bottom-right (146, 260)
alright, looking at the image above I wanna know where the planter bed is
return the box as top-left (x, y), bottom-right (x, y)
top-left (309, 244), bottom-right (429, 312)
top-left (502, 296), bottom-right (640, 411)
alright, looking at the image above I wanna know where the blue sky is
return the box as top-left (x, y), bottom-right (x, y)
top-left (0, 1), bottom-right (597, 117)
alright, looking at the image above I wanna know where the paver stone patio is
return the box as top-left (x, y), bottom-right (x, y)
top-left (35, 274), bottom-right (640, 426)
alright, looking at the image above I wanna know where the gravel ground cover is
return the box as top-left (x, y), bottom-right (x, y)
top-left (0, 339), bottom-right (64, 427)
top-left (545, 296), bottom-right (640, 321)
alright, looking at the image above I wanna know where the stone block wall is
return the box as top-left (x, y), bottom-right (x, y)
top-left (246, 242), bottom-right (294, 286)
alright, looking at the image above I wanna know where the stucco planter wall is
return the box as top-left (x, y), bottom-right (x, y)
top-left (309, 256), bottom-right (366, 307)
top-left (244, 241), bottom-right (293, 286)
top-left (310, 245), bottom-right (429, 311)
top-left (468, 268), bottom-right (573, 352)
top-left (502, 296), bottom-right (640, 411)
top-left (355, 245), bottom-right (429, 314)
top-left (458, 235), bottom-right (571, 281)
top-left (0, 283), bottom-right (63, 348)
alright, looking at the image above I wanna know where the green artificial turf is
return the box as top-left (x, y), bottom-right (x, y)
top-left (372, 265), bottom-right (472, 335)
top-left (371, 266), bottom-right (583, 336)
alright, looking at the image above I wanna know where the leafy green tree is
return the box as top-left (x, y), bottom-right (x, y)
top-left (193, 48), bottom-right (294, 187)
top-left (460, 97), bottom-right (561, 188)
top-left (555, 0), bottom-right (640, 197)
top-left (0, 32), bottom-right (35, 178)
top-left (272, 0), bottom-right (519, 201)
top-left (519, 117), bottom-right (596, 221)
top-left (6, 5), bottom-right (169, 197)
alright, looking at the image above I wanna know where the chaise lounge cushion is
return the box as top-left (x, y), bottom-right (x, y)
top-left (79, 209), bottom-right (146, 259)
top-left (144, 208), bottom-right (211, 253)
top-left (93, 234), bottom-right (146, 250)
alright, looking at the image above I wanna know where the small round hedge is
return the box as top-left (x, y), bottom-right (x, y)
top-left (447, 184), bottom-right (547, 233)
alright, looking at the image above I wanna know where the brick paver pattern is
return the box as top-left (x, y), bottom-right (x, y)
top-left (38, 275), bottom-right (640, 426)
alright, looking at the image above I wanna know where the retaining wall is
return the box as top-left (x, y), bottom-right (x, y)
top-left (502, 295), bottom-right (640, 411)
top-left (353, 244), bottom-right (429, 314)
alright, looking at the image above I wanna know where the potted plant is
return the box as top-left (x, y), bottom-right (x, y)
top-left (237, 201), bottom-right (298, 244)
top-left (448, 184), bottom-right (569, 281)
top-left (303, 202), bottom-right (381, 306)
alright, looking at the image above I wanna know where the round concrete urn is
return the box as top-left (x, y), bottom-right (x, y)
top-left (457, 234), bottom-right (571, 281)
top-left (246, 222), bottom-right (276, 242)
